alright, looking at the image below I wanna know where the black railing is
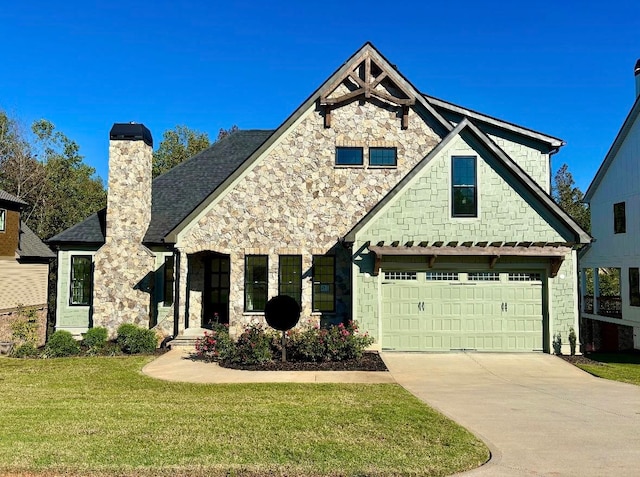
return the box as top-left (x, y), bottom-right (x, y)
top-left (583, 295), bottom-right (594, 314)
top-left (597, 296), bottom-right (622, 318)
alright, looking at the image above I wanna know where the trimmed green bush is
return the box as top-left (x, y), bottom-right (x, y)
top-left (44, 331), bottom-right (81, 357)
top-left (83, 327), bottom-right (108, 351)
top-left (231, 323), bottom-right (273, 365)
top-left (11, 342), bottom-right (40, 358)
top-left (117, 324), bottom-right (157, 354)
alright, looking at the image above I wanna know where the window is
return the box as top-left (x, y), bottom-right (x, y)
top-left (245, 255), bottom-right (268, 312)
top-left (70, 255), bottom-right (92, 305)
top-left (452, 156), bottom-right (477, 217)
top-left (614, 202), bottom-right (626, 234)
top-left (629, 268), bottom-right (640, 307)
top-left (369, 147), bottom-right (397, 167)
top-left (0, 209), bottom-right (5, 232)
top-left (279, 255), bottom-right (302, 305)
top-left (468, 272), bottom-right (499, 281)
top-left (335, 147), bottom-right (363, 166)
top-left (426, 272), bottom-right (459, 281)
top-left (163, 255), bottom-right (174, 306)
top-left (384, 271), bottom-right (417, 280)
top-left (508, 272), bottom-right (542, 282)
top-left (312, 255), bottom-right (335, 312)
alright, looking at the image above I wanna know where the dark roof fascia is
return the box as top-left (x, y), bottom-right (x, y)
top-left (345, 118), bottom-right (590, 244)
top-left (584, 95), bottom-right (640, 202)
top-left (424, 94), bottom-right (565, 149)
top-left (165, 42), bottom-right (455, 242)
top-left (0, 190), bottom-right (28, 209)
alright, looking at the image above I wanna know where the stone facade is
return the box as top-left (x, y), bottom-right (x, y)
top-left (178, 98), bottom-right (441, 335)
top-left (92, 137), bottom-right (156, 336)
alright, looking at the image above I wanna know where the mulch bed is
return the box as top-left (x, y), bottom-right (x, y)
top-left (558, 354), bottom-right (605, 366)
top-left (219, 351), bottom-right (389, 372)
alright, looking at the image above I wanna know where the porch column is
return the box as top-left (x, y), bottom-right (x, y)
top-left (175, 248), bottom-right (189, 335)
top-left (593, 268), bottom-right (600, 315)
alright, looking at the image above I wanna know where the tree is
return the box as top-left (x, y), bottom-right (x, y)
top-left (0, 110), bottom-right (106, 240)
top-left (552, 163), bottom-right (590, 233)
top-left (152, 125), bottom-right (211, 178)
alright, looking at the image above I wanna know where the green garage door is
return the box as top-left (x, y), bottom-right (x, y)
top-left (381, 271), bottom-right (543, 351)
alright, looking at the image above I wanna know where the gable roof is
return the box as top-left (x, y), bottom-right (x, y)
top-left (424, 94), bottom-right (565, 149)
top-left (48, 130), bottom-right (273, 245)
top-left (344, 118), bottom-right (590, 244)
top-left (17, 222), bottom-right (55, 259)
top-left (0, 189), bottom-right (28, 208)
top-left (584, 95), bottom-right (640, 202)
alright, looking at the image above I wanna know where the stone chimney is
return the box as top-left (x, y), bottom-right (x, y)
top-left (635, 59), bottom-right (640, 98)
top-left (92, 123), bottom-right (156, 335)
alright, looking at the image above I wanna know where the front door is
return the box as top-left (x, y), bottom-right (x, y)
top-left (203, 254), bottom-right (230, 328)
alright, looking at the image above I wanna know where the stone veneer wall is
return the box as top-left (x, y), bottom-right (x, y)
top-left (179, 99), bottom-right (441, 334)
top-left (92, 139), bottom-right (156, 336)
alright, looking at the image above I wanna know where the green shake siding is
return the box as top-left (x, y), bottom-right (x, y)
top-left (353, 133), bottom-right (577, 352)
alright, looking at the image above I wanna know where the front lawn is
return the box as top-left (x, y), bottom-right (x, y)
top-left (0, 356), bottom-right (488, 476)
top-left (576, 353), bottom-right (640, 386)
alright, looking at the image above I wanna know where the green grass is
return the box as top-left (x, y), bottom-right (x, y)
top-left (577, 353), bottom-right (640, 386)
top-left (0, 356), bottom-right (488, 476)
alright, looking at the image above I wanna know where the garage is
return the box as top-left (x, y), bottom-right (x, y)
top-left (380, 270), bottom-right (545, 352)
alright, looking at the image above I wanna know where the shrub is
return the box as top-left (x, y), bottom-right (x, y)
top-left (286, 321), bottom-right (374, 362)
top-left (83, 327), bottom-right (108, 351)
top-left (44, 331), bottom-right (81, 357)
top-left (230, 323), bottom-right (273, 365)
top-left (195, 324), bottom-right (235, 362)
top-left (568, 327), bottom-right (577, 356)
top-left (12, 342), bottom-right (40, 358)
top-left (117, 324), bottom-right (157, 354)
top-left (10, 305), bottom-right (40, 346)
top-left (552, 332), bottom-right (562, 355)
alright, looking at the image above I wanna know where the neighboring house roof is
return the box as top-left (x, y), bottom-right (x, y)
top-left (344, 118), bottom-right (590, 245)
top-left (17, 222), bottom-right (55, 259)
top-left (48, 130), bottom-right (273, 245)
top-left (584, 95), bottom-right (640, 202)
top-left (0, 189), bottom-right (28, 207)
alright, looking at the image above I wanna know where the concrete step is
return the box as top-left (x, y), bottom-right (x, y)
top-left (167, 328), bottom-right (209, 350)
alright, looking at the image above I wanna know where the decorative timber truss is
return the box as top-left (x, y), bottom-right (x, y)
top-left (366, 241), bottom-right (572, 278)
top-left (319, 53), bottom-right (416, 129)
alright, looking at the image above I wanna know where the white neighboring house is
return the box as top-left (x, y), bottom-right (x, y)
top-left (581, 60), bottom-right (640, 351)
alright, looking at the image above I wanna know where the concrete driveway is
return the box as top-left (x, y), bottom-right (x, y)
top-left (381, 353), bottom-right (640, 477)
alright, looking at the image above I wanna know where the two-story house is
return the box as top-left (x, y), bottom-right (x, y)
top-left (49, 43), bottom-right (589, 353)
top-left (580, 60), bottom-right (640, 351)
top-left (0, 189), bottom-right (55, 347)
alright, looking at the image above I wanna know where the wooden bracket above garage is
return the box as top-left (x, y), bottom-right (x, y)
top-left (549, 257), bottom-right (564, 278)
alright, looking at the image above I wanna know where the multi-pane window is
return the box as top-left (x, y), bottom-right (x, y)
top-left (384, 271), bottom-right (417, 280)
top-left (163, 255), bottom-right (174, 306)
top-left (335, 147), bottom-right (363, 166)
top-left (312, 255), bottom-right (335, 312)
top-left (468, 272), bottom-right (499, 281)
top-left (0, 209), bottom-right (5, 232)
top-left (369, 147), bottom-right (397, 167)
top-left (508, 273), bottom-right (542, 282)
top-left (614, 202), bottom-right (626, 234)
top-left (245, 255), bottom-right (268, 312)
top-left (629, 268), bottom-right (640, 307)
top-left (279, 255), bottom-right (302, 305)
top-left (452, 156), bottom-right (477, 217)
top-left (70, 255), bottom-right (92, 305)
top-left (426, 272), bottom-right (459, 281)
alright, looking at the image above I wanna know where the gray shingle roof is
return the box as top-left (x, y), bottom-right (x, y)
top-left (17, 222), bottom-right (55, 259)
top-left (0, 189), bottom-right (28, 207)
top-left (48, 129), bottom-right (274, 245)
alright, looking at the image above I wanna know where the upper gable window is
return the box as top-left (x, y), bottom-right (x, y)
top-left (0, 209), bottom-right (5, 232)
top-left (614, 202), bottom-right (626, 234)
top-left (369, 147), bottom-right (397, 167)
top-left (335, 147), bottom-right (363, 166)
top-left (452, 156), bottom-right (477, 217)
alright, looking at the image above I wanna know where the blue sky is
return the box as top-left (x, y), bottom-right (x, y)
top-left (1, 0), bottom-right (638, 193)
